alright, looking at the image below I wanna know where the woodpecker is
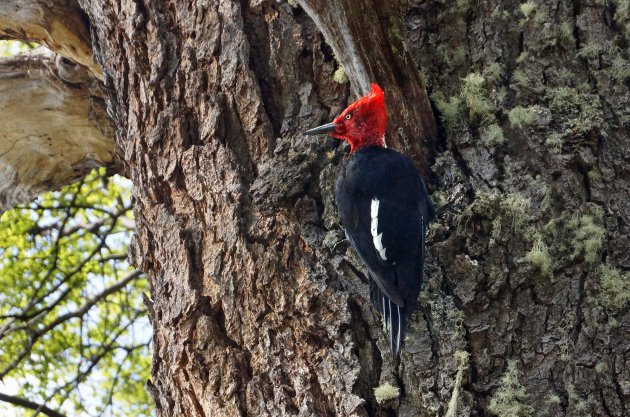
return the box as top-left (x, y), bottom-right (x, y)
top-left (304, 83), bottom-right (434, 356)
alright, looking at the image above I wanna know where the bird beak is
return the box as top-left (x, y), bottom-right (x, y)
top-left (303, 122), bottom-right (337, 136)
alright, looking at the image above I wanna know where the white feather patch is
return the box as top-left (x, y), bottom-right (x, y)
top-left (370, 198), bottom-right (387, 260)
top-left (370, 199), bottom-right (379, 219)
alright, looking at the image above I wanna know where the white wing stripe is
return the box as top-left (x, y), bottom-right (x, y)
top-left (371, 198), bottom-right (379, 218)
top-left (370, 198), bottom-right (388, 260)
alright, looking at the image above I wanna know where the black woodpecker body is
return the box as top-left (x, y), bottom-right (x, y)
top-left (304, 83), bottom-right (434, 356)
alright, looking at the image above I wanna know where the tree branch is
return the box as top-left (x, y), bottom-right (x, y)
top-left (0, 0), bottom-right (102, 78)
top-left (0, 51), bottom-right (115, 211)
top-left (0, 392), bottom-right (67, 417)
top-left (31, 314), bottom-right (146, 417)
top-left (27, 204), bottom-right (133, 238)
top-left (0, 269), bottom-right (143, 380)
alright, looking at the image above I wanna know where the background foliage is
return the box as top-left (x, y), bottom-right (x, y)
top-left (0, 165), bottom-right (152, 416)
top-left (0, 41), bottom-right (35, 57)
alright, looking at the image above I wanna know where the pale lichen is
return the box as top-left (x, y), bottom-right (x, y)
top-left (508, 106), bottom-right (537, 128)
top-left (432, 92), bottom-right (462, 132)
top-left (545, 132), bottom-right (563, 153)
top-left (483, 62), bottom-right (504, 84)
top-left (373, 382), bottom-right (400, 404)
top-left (462, 192), bottom-right (531, 237)
top-left (516, 51), bottom-right (529, 64)
top-left (520, 2), bottom-right (536, 19)
top-left (461, 72), bottom-right (494, 117)
top-left (576, 42), bottom-right (600, 60)
top-left (480, 123), bottom-right (505, 146)
top-left (548, 87), bottom-right (604, 137)
top-left (610, 0), bottom-right (630, 33)
top-left (488, 360), bottom-right (534, 417)
top-left (456, 0), bottom-right (470, 12)
top-left (445, 351), bottom-right (470, 417)
top-left (594, 361), bottom-right (607, 374)
top-left (568, 212), bottom-right (605, 264)
top-left (524, 236), bottom-right (552, 277)
top-left (501, 194), bottom-right (532, 230)
top-left (512, 68), bottom-right (532, 88)
top-left (558, 312), bottom-right (576, 361)
top-left (547, 394), bottom-right (561, 405)
top-left (333, 67), bottom-right (349, 84)
top-left (558, 22), bottom-right (574, 45)
top-left (607, 54), bottom-right (630, 83)
top-left (598, 265), bottom-right (630, 313)
top-left (566, 384), bottom-right (590, 417)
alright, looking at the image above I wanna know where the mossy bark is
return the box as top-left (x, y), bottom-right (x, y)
top-left (68, 0), bottom-right (628, 416)
top-left (415, 1), bottom-right (629, 416)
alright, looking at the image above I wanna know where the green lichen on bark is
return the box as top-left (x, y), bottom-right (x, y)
top-left (333, 67), bottom-right (349, 84)
top-left (548, 87), bottom-right (604, 137)
top-left (508, 106), bottom-right (537, 128)
top-left (432, 71), bottom-right (500, 133)
top-left (598, 265), bottom-right (630, 313)
top-left (519, 2), bottom-right (536, 19)
top-left (488, 360), bottom-right (534, 417)
top-left (400, 1), bottom-right (628, 416)
top-left (523, 235), bottom-right (552, 277)
top-left (568, 211), bottom-right (605, 264)
top-left (482, 62), bottom-right (503, 84)
top-left (545, 132), bottom-right (564, 153)
top-left (480, 123), bottom-right (505, 146)
top-left (610, 0), bottom-right (630, 34)
top-left (607, 54), bottom-right (630, 83)
top-left (461, 72), bottom-right (494, 117)
top-left (462, 192), bottom-right (531, 230)
top-left (432, 92), bottom-right (462, 132)
top-left (445, 351), bottom-right (470, 417)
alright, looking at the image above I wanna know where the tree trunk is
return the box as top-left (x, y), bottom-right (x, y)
top-left (3, 0), bottom-right (628, 416)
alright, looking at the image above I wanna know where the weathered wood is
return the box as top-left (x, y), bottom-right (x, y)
top-left (0, 0), bottom-right (102, 77)
top-left (0, 51), bottom-right (113, 210)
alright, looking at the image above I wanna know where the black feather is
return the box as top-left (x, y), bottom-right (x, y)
top-left (337, 146), bottom-right (432, 357)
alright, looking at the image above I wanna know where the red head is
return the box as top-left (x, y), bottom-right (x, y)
top-left (304, 83), bottom-right (387, 153)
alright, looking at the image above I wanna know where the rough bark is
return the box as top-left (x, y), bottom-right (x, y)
top-left (1, 0), bottom-right (628, 416)
top-left (0, 50), bottom-right (113, 210)
top-left (407, 1), bottom-right (629, 416)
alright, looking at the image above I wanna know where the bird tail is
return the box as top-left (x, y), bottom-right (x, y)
top-left (370, 277), bottom-right (406, 357)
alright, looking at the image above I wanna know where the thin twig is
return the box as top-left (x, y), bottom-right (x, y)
top-left (0, 270), bottom-right (143, 379)
top-left (0, 392), bottom-right (67, 417)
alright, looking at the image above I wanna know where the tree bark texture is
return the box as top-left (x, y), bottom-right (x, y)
top-left (40, 0), bottom-right (630, 416)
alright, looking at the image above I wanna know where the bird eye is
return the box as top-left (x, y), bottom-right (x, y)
top-left (345, 114), bottom-right (352, 120)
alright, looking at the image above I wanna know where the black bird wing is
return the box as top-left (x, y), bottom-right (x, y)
top-left (336, 147), bottom-right (432, 355)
